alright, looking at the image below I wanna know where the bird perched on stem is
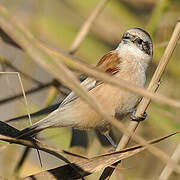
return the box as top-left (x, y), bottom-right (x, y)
top-left (15, 28), bottom-right (153, 148)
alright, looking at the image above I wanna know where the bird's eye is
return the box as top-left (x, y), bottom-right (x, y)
top-left (136, 38), bottom-right (143, 44)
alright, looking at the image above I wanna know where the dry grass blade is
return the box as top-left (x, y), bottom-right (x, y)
top-left (0, 130), bottom-right (175, 180)
top-left (0, 120), bottom-right (84, 173)
top-left (0, 4), bottom-right (180, 174)
top-left (99, 19), bottom-right (180, 180)
top-left (69, 0), bottom-right (109, 54)
top-left (159, 143), bottom-right (180, 180)
top-left (0, 120), bottom-right (179, 179)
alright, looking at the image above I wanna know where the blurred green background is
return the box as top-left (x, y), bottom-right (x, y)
top-left (0, 0), bottom-right (180, 179)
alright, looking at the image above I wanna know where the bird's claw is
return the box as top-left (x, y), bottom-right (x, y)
top-left (104, 132), bottom-right (117, 149)
top-left (130, 111), bottom-right (147, 122)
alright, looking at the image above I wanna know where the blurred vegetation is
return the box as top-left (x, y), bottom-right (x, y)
top-left (0, 0), bottom-right (180, 179)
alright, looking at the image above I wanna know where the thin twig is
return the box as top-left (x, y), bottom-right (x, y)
top-left (159, 143), bottom-right (180, 180)
top-left (69, 0), bottom-right (109, 54)
top-left (99, 19), bottom-right (180, 180)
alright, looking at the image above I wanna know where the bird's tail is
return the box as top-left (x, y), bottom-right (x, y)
top-left (14, 108), bottom-right (70, 139)
top-left (14, 123), bottom-right (44, 139)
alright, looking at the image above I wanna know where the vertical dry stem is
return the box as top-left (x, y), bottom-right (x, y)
top-left (99, 19), bottom-right (180, 180)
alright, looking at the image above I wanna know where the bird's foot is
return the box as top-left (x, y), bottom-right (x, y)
top-left (130, 111), bottom-right (147, 122)
top-left (104, 132), bottom-right (117, 150)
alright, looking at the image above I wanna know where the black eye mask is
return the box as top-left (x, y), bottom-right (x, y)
top-left (122, 33), bottom-right (152, 56)
top-left (142, 41), bottom-right (151, 55)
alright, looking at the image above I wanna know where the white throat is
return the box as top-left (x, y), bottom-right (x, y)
top-left (116, 42), bottom-right (152, 71)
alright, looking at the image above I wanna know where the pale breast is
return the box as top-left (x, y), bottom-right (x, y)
top-left (68, 83), bottom-right (119, 130)
top-left (115, 58), bottom-right (146, 115)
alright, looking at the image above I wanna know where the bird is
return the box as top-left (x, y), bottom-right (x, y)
top-left (14, 28), bottom-right (153, 148)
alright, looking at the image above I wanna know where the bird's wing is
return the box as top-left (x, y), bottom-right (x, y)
top-left (60, 77), bottom-right (96, 107)
top-left (96, 50), bottom-right (120, 75)
top-left (60, 50), bottom-right (120, 107)
top-left (13, 51), bottom-right (121, 138)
